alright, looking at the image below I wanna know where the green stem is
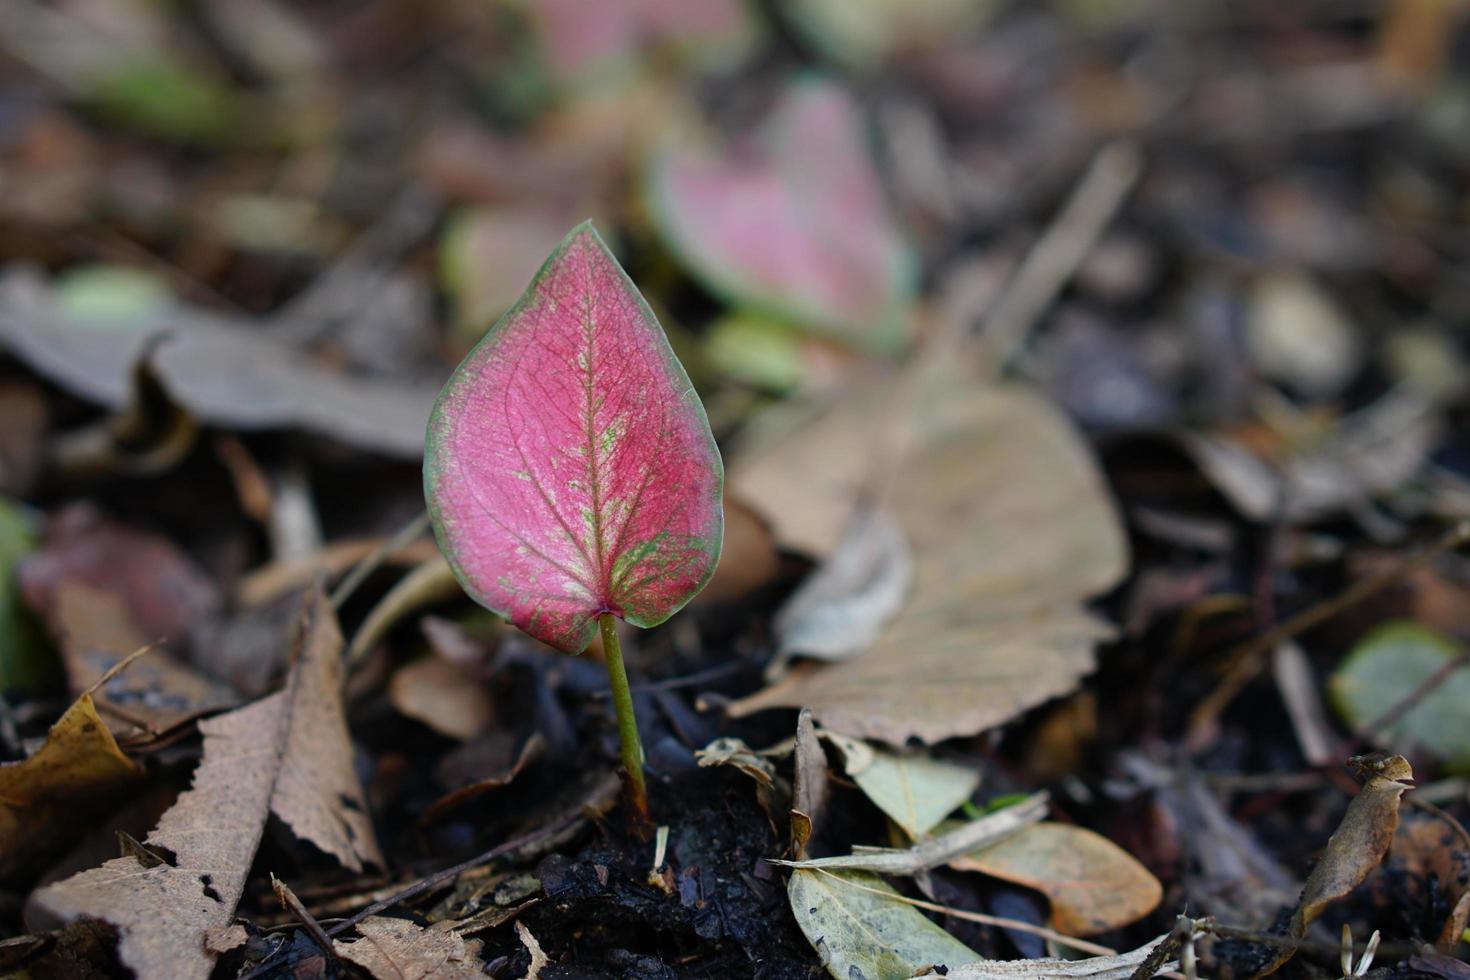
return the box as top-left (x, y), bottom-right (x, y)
top-left (599, 612), bottom-right (650, 830)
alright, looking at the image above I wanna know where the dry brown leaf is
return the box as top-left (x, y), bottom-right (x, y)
top-left (0, 691), bottom-right (142, 881)
top-left (729, 374), bottom-right (1126, 744)
top-left (48, 581), bottom-right (238, 739)
top-left (1290, 754), bottom-right (1413, 940)
top-left (27, 690), bottom-right (290, 980)
top-left (269, 587), bottom-right (383, 872)
top-left (333, 916), bottom-right (487, 980)
top-left (951, 822), bottom-right (1162, 936)
top-left (389, 656), bottom-right (495, 741)
top-left (28, 586), bottom-right (380, 979)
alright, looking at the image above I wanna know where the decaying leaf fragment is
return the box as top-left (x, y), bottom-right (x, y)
top-left (0, 691), bottom-right (142, 881)
top-left (1291, 754), bottom-right (1413, 940)
top-left (787, 868), bottom-right (978, 980)
top-left (949, 822), bottom-right (1163, 936)
top-left (731, 370), bottom-right (1126, 744)
top-left (28, 587), bottom-right (381, 980)
top-left (921, 934), bottom-right (1174, 980)
top-left (333, 916), bottom-right (487, 980)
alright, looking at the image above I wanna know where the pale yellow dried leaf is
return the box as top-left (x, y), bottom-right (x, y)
top-left (334, 916), bottom-right (487, 980)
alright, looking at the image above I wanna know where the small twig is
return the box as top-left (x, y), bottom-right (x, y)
top-left (803, 867), bottom-right (1116, 957)
top-left (271, 874), bottom-right (336, 962)
top-left (330, 510), bottom-right (432, 611)
top-left (1187, 521), bottom-right (1470, 749)
top-left (1129, 917), bottom-right (1194, 980)
top-left (977, 140), bottom-right (1143, 373)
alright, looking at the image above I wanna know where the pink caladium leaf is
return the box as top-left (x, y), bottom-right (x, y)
top-left (647, 77), bottom-right (915, 348)
top-left (424, 223), bottom-right (724, 654)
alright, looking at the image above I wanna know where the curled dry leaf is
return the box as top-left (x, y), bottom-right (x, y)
top-left (29, 587), bottom-right (380, 980)
top-left (333, 916), bottom-right (487, 980)
top-left (0, 691), bottom-right (142, 882)
top-left (792, 708), bottom-right (829, 858)
top-left (787, 868), bottom-right (978, 980)
top-left (929, 934), bottom-right (1174, 980)
top-left (730, 371), bottom-right (1127, 744)
top-left (1292, 754), bottom-right (1414, 941)
top-left (950, 822), bottom-right (1163, 936)
top-left (0, 268), bottom-right (439, 458)
top-left (648, 78), bottom-right (915, 348)
top-left (771, 507), bottom-right (911, 675)
top-left (424, 223), bottom-right (722, 654)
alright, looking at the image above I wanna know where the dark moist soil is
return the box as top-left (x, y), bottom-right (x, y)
top-left (511, 770), bottom-right (821, 979)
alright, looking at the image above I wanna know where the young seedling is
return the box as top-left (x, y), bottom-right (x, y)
top-left (423, 222), bottom-right (724, 828)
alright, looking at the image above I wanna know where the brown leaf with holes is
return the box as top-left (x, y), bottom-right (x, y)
top-left (0, 692), bottom-right (142, 881)
top-left (27, 586), bottom-right (380, 979)
top-left (268, 587), bottom-right (383, 871)
top-left (950, 822), bottom-right (1162, 936)
top-left (333, 916), bottom-right (487, 980)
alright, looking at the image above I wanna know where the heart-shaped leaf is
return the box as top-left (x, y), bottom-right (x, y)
top-left (424, 222), bottom-right (724, 653)
top-left (647, 78), bottom-right (915, 348)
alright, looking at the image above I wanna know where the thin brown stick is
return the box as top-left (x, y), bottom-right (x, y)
top-left (977, 140), bottom-right (1143, 373)
top-left (272, 874), bottom-right (336, 961)
top-left (330, 510), bottom-right (432, 611)
top-left (1187, 521), bottom-right (1470, 749)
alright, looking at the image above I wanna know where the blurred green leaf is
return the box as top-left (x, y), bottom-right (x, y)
top-left (704, 313), bottom-right (806, 392)
top-left (1331, 621), bottom-right (1470, 768)
top-left (91, 56), bottom-right (241, 145)
top-left (0, 499), bottom-right (58, 696)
